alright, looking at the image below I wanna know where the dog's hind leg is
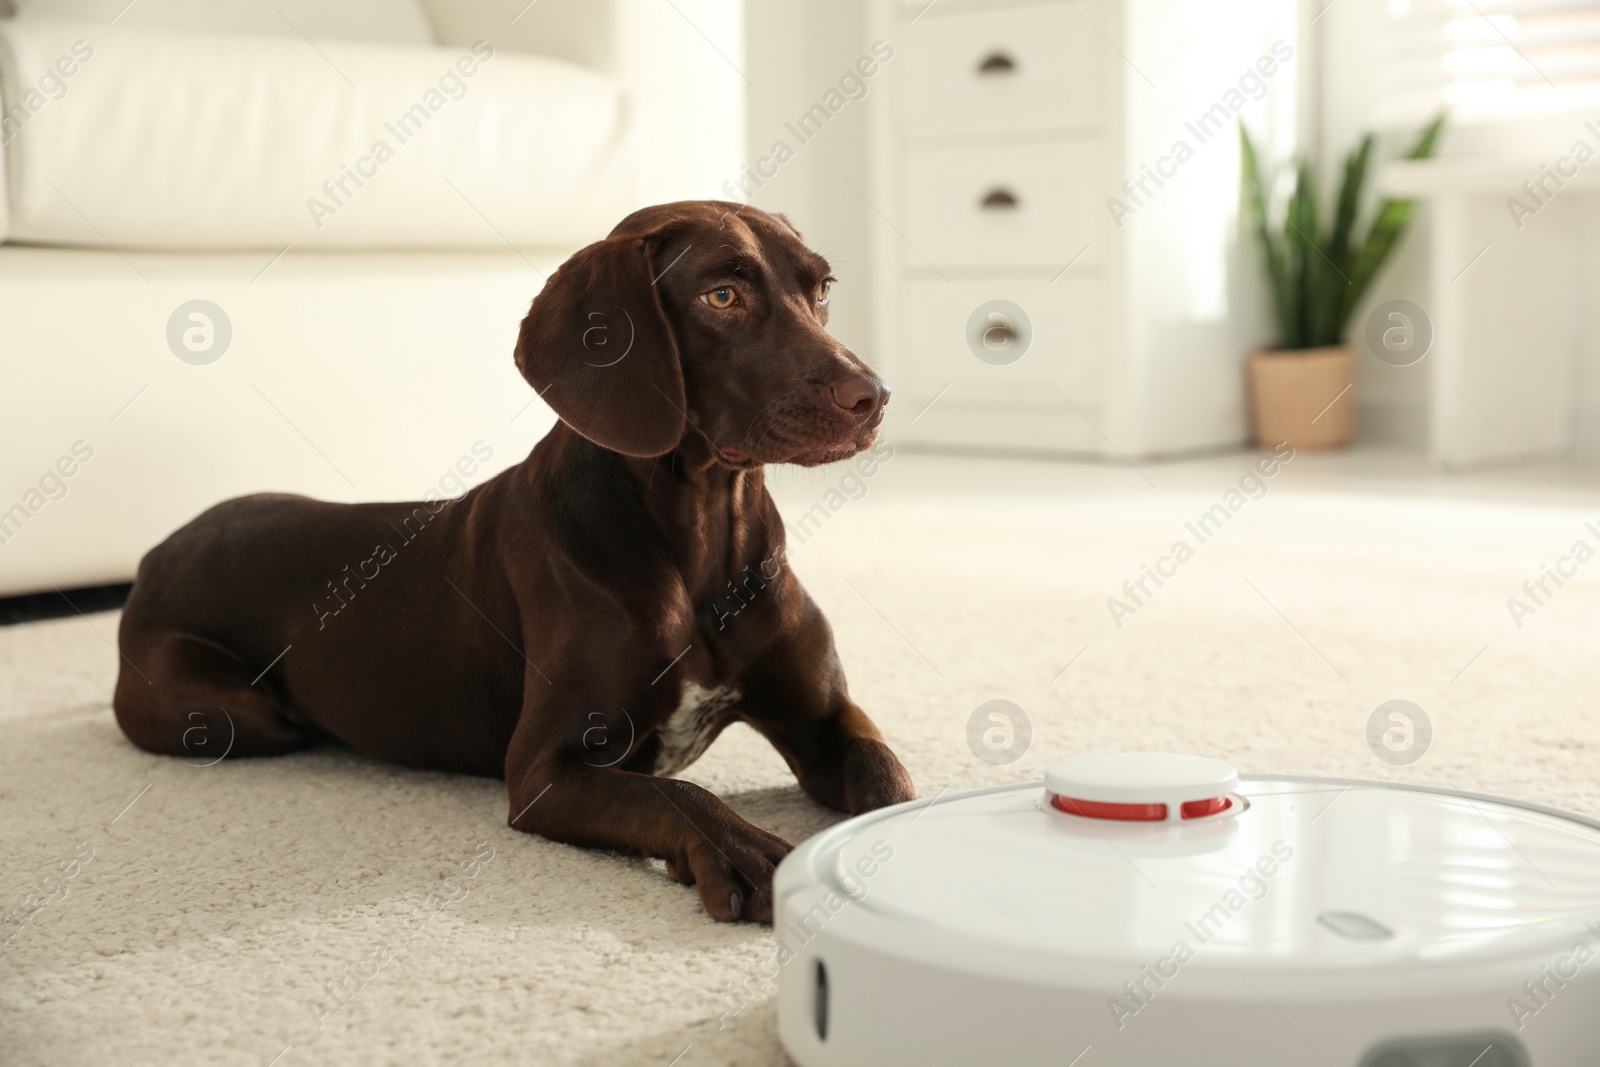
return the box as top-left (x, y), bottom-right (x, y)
top-left (114, 630), bottom-right (315, 761)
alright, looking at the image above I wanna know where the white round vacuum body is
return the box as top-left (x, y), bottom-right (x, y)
top-left (773, 754), bottom-right (1600, 1066)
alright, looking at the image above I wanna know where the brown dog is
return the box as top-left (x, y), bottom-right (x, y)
top-left (113, 201), bottom-right (917, 922)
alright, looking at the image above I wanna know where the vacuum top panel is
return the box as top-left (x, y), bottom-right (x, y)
top-left (815, 754), bottom-right (1600, 973)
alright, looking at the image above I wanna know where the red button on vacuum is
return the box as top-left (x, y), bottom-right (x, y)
top-left (1051, 793), bottom-right (1232, 821)
top-left (1051, 795), bottom-right (1168, 821)
top-left (1045, 753), bottom-right (1242, 824)
top-left (1180, 795), bottom-right (1231, 819)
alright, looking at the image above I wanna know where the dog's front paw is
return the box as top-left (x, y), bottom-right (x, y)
top-left (665, 821), bottom-right (793, 923)
top-left (843, 739), bottom-right (916, 814)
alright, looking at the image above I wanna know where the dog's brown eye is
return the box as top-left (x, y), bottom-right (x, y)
top-left (702, 287), bottom-right (738, 310)
top-left (818, 281), bottom-right (832, 307)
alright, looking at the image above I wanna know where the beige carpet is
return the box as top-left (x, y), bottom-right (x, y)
top-left (5, 452), bottom-right (1600, 1066)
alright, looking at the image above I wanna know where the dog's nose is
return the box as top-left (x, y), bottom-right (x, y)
top-left (830, 374), bottom-right (888, 418)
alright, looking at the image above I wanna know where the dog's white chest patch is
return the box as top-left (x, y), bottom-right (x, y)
top-left (653, 682), bottom-right (741, 777)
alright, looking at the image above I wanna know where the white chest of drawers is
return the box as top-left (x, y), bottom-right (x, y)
top-left (865, 0), bottom-right (1298, 458)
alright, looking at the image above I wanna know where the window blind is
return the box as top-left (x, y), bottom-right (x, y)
top-left (1377, 0), bottom-right (1600, 123)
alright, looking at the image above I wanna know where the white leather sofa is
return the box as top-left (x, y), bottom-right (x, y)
top-left (0, 0), bottom-right (744, 596)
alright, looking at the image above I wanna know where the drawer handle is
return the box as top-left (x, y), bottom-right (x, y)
top-left (980, 188), bottom-right (1019, 210)
top-left (977, 51), bottom-right (1016, 75)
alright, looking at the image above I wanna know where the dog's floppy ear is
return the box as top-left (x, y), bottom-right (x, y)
top-left (514, 235), bottom-right (687, 457)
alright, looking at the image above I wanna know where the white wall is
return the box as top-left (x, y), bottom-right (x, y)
top-left (1318, 0), bottom-right (1433, 449)
top-left (740, 0), bottom-right (876, 361)
top-left (1113, 0), bottom-right (1299, 456)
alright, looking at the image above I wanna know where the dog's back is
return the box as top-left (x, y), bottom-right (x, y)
top-left (115, 481), bottom-right (526, 776)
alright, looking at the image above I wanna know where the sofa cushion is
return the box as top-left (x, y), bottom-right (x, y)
top-left (0, 21), bottom-right (635, 250)
top-left (10, 0), bottom-right (436, 47)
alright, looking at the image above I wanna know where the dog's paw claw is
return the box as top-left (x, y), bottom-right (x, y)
top-left (680, 825), bottom-right (790, 923)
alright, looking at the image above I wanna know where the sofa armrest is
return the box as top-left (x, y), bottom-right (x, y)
top-left (418, 0), bottom-right (743, 207)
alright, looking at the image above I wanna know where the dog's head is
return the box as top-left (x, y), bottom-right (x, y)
top-left (515, 201), bottom-right (887, 467)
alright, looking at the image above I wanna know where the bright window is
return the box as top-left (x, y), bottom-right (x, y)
top-left (1377, 0), bottom-right (1600, 123)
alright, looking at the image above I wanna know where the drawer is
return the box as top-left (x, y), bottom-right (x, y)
top-left (903, 1), bottom-right (1106, 139)
top-left (900, 278), bottom-right (1104, 408)
top-left (904, 141), bottom-right (1104, 269)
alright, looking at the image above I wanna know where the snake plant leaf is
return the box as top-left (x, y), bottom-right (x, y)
top-left (1317, 136), bottom-right (1374, 344)
top-left (1328, 135), bottom-right (1374, 271)
top-left (1286, 161), bottom-right (1320, 349)
top-left (1242, 114), bottom-right (1444, 351)
top-left (1342, 115), bottom-right (1446, 325)
top-left (1240, 126), bottom-right (1294, 347)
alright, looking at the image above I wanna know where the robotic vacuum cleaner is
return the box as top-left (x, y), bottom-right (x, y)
top-left (774, 753), bottom-right (1600, 1066)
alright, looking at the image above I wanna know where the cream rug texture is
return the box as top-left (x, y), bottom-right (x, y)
top-left (4, 454), bottom-right (1599, 1065)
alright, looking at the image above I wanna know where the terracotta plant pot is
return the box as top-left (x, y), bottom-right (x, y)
top-left (1248, 345), bottom-right (1354, 450)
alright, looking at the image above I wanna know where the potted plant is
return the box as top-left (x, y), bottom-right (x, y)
top-left (1239, 116), bottom-right (1444, 449)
